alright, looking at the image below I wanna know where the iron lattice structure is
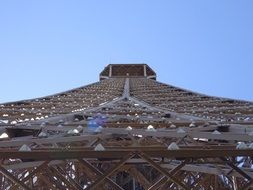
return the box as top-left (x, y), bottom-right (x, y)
top-left (0, 64), bottom-right (253, 190)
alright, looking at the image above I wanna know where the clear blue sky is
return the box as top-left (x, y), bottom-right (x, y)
top-left (0, 1), bottom-right (253, 103)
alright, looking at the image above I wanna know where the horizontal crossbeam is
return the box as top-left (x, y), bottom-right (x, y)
top-left (0, 148), bottom-right (253, 160)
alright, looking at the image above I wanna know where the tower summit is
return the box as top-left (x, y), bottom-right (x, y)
top-left (0, 64), bottom-right (253, 189)
top-left (100, 63), bottom-right (156, 80)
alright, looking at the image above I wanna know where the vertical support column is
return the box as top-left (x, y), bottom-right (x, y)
top-left (144, 65), bottom-right (147, 77)
top-left (123, 78), bottom-right (130, 100)
top-left (109, 65), bottom-right (112, 77)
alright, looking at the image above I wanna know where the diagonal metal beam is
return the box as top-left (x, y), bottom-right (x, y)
top-left (78, 159), bottom-right (124, 190)
top-left (221, 157), bottom-right (252, 180)
top-left (127, 166), bottom-right (151, 189)
top-left (36, 172), bottom-right (58, 190)
top-left (149, 177), bottom-right (167, 190)
top-left (241, 178), bottom-right (253, 190)
top-left (46, 166), bottom-right (80, 190)
top-left (192, 174), bottom-right (210, 190)
top-left (189, 174), bottom-right (205, 190)
top-left (45, 169), bottom-right (67, 190)
top-left (11, 160), bottom-right (50, 190)
top-left (86, 153), bottom-right (134, 190)
top-left (148, 159), bottom-right (188, 190)
top-left (160, 160), bottom-right (189, 190)
top-left (139, 153), bottom-right (190, 190)
top-left (55, 165), bottom-right (83, 190)
top-left (0, 165), bottom-right (32, 190)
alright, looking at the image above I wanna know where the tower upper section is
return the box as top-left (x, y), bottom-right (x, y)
top-left (100, 64), bottom-right (156, 81)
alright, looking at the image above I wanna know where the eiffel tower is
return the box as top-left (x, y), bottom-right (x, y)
top-left (0, 64), bottom-right (253, 190)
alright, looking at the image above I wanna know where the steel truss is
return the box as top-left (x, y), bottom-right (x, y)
top-left (0, 64), bottom-right (253, 190)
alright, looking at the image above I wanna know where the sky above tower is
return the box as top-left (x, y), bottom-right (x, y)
top-left (0, 1), bottom-right (253, 103)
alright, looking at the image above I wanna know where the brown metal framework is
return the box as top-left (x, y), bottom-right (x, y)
top-left (0, 64), bottom-right (253, 190)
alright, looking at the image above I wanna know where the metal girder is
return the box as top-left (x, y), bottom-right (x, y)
top-left (1, 148), bottom-right (253, 160)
